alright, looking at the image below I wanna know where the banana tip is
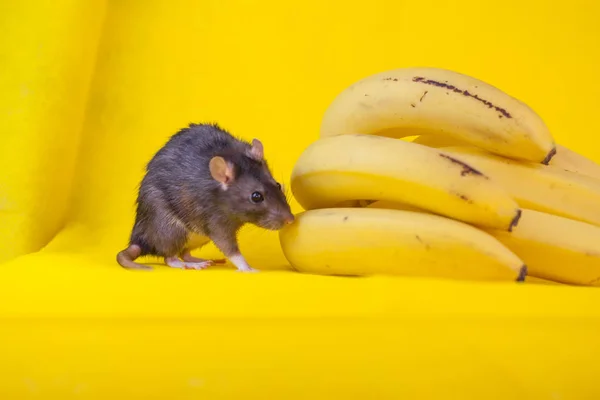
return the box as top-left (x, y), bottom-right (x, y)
top-left (516, 265), bottom-right (528, 282)
top-left (508, 209), bottom-right (522, 232)
top-left (541, 146), bottom-right (557, 165)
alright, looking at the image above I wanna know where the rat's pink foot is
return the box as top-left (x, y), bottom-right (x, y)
top-left (165, 257), bottom-right (185, 269)
top-left (236, 267), bottom-right (259, 273)
top-left (182, 261), bottom-right (212, 270)
top-left (165, 257), bottom-right (211, 270)
top-left (182, 252), bottom-right (226, 265)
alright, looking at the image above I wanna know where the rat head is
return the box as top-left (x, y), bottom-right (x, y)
top-left (209, 138), bottom-right (295, 230)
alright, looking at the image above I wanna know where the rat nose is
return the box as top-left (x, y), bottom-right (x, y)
top-left (284, 214), bottom-right (295, 225)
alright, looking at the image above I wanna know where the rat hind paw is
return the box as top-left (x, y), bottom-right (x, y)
top-left (181, 253), bottom-right (226, 265)
top-left (165, 257), bottom-right (212, 270)
top-left (182, 261), bottom-right (212, 270)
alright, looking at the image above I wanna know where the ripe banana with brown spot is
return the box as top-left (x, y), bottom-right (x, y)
top-left (413, 134), bottom-right (600, 180)
top-left (290, 134), bottom-right (521, 231)
top-left (278, 207), bottom-right (527, 282)
top-left (320, 67), bottom-right (556, 164)
top-left (438, 146), bottom-right (600, 227)
top-left (365, 201), bottom-right (600, 287)
top-left (485, 209), bottom-right (600, 286)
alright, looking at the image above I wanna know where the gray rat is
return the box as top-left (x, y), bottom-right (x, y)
top-left (116, 122), bottom-right (295, 272)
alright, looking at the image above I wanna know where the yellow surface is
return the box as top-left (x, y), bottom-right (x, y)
top-left (1, 0), bottom-right (600, 398)
top-left (0, 0), bottom-right (106, 262)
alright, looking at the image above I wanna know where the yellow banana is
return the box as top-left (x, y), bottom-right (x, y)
top-left (413, 134), bottom-right (600, 180)
top-left (365, 200), bottom-right (600, 286)
top-left (438, 146), bottom-right (600, 227)
top-left (546, 145), bottom-right (600, 180)
top-left (291, 134), bottom-right (521, 231)
top-left (278, 208), bottom-right (527, 282)
top-left (410, 134), bottom-right (468, 148)
top-left (365, 200), bottom-right (426, 212)
top-left (320, 67), bottom-right (556, 164)
top-left (486, 209), bottom-right (600, 286)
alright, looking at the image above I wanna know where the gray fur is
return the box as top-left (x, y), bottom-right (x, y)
top-left (123, 122), bottom-right (294, 261)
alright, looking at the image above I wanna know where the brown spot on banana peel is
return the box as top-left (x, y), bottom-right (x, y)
top-left (542, 146), bottom-right (557, 165)
top-left (439, 154), bottom-right (487, 178)
top-left (412, 76), bottom-right (512, 119)
top-left (517, 265), bottom-right (528, 282)
top-left (358, 200), bottom-right (377, 207)
top-left (451, 193), bottom-right (521, 232)
top-left (588, 276), bottom-right (600, 286)
top-left (415, 235), bottom-right (431, 250)
top-left (509, 209), bottom-right (522, 232)
top-left (452, 192), bottom-right (474, 204)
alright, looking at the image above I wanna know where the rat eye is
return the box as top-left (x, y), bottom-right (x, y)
top-left (276, 182), bottom-right (282, 190)
top-left (250, 191), bottom-right (264, 203)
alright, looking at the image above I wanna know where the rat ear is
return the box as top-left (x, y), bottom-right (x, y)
top-left (209, 156), bottom-right (235, 186)
top-left (248, 138), bottom-right (264, 160)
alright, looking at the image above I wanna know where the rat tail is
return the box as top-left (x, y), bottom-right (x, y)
top-left (116, 244), bottom-right (152, 270)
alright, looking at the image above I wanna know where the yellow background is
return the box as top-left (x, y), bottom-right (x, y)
top-left (1, 0), bottom-right (600, 398)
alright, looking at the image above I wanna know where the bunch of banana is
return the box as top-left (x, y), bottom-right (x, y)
top-left (280, 66), bottom-right (600, 286)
